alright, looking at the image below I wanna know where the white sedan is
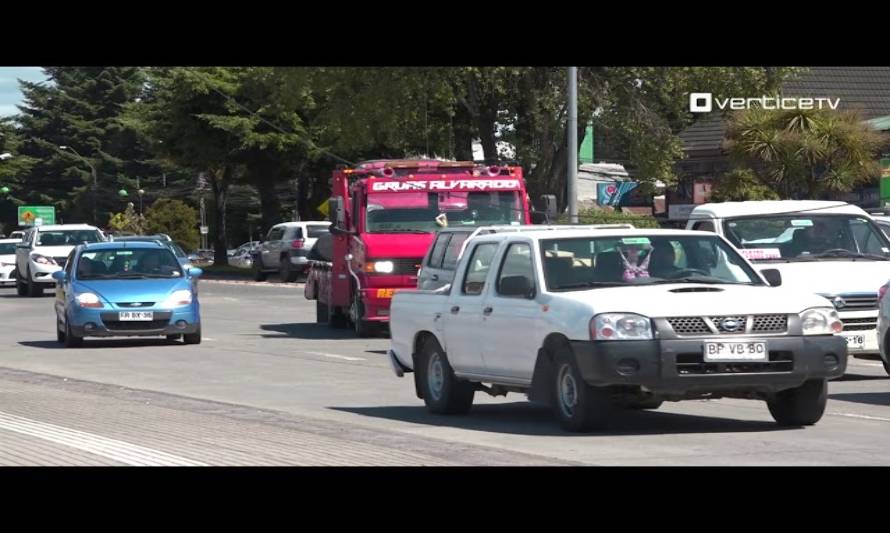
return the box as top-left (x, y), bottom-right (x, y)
top-left (0, 239), bottom-right (19, 286)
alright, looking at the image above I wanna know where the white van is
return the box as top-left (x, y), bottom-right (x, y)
top-left (687, 200), bottom-right (890, 356)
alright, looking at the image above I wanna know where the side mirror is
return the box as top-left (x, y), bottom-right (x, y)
top-left (761, 268), bottom-right (782, 287)
top-left (499, 275), bottom-right (536, 299)
top-left (188, 267), bottom-right (203, 278)
top-left (51, 271), bottom-right (67, 282)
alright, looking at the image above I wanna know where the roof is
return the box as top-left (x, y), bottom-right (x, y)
top-left (81, 241), bottom-right (166, 251)
top-left (473, 227), bottom-right (715, 242)
top-left (689, 200), bottom-right (867, 219)
top-left (680, 67), bottom-right (890, 153)
top-left (35, 224), bottom-right (99, 231)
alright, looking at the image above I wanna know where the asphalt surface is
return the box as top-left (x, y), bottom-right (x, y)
top-left (1, 280), bottom-right (888, 465)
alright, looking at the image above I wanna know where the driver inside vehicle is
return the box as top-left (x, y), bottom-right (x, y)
top-left (647, 241), bottom-right (677, 278)
top-left (784, 220), bottom-right (845, 257)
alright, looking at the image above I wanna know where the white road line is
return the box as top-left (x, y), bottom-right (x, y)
top-left (223, 297), bottom-right (240, 302)
top-left (0, 411), bottom-right (207, 466)
top-left (304, 351), bottom-right (365, 362)
top-left (204, 337), bottom-right (216, 341)
top-left (828, 412), bottom-right (890, 423)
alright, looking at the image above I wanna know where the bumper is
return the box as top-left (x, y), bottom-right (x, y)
top-left (29, 261), bottom-right (61, 284)
top-left (287, 250), bottom-right (309, 266)
top-left (68, 305), bottom-right (200, 337)
top-left (359, 287), bottom-right (416, 323)
top-left (569, 335), bottom-right (847, 396)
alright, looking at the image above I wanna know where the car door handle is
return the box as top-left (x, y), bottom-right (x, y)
top-left (483, 306), bottom-right (493, 316)
top-left (450, 305), bottom-right (460, 314)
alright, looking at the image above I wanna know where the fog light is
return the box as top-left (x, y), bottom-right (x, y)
top-left (175, 320), bottom-right (188, 329)
top-left (823, 353), bottom-right (839, 369)
top-left (616, 358), bottom-right (640, 375)
top-left (84, 323), bottom-right (97, 332)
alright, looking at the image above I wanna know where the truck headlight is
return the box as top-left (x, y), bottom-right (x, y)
top-left (161, 290), bottom-right (193, 308)
top-left (800, 307), bottom-right (842, 335)
top-left (366, 261), bottom-right (394, 274)
top-left (591, 313), bottom-right (653, 341)
top-left (76, 292), bottom-right (103, 308)
top-left (31, 254), bottom-right (56, 265)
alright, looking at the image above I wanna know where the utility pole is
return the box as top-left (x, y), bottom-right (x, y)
top-left (199, 197), bottom-right (207, 250)
top-left (567, 67), bottom-right (579, 224)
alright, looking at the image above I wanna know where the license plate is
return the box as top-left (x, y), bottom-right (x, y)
top-left (842, 334), bottom-right (865, 350)
top-left (703, 340), bottom-right (768, 362)
top-left (118, 311), bottom-right (154, 321)
top-left (376, 288), bottom-right (395, 298)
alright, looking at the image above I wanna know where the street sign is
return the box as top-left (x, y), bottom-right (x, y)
top-left (200, 226), bottom-right (209, 235)
top-left (18, 205), bottom-right (55, 226)
top-left (317, 199), bottom-right (330, 218)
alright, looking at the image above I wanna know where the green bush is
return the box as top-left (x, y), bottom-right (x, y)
top-left (559, 208), bottom-right (660, 228)
top-left (144, 198), bottom-right (200, 251)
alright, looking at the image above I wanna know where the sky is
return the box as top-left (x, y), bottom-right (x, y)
top-left (0, 67), bottom-right (48, 118)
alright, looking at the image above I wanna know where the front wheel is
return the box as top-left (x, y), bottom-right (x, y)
top-left (350, 291), bottom-right (375, 337)
top-left (64, 318), bottom-right (83, 348)
top-left (883, 359), bottom-right (890, 376)
top-left (26, 269), bottom-right (43, 297)
top-left (552, 349), bottom-right (612, 432)
top-left (16, 274), bottom-right (27, 296)
top-left (767, 379), bottom-right (827, 426)
top-left (56, 316), bottom-right (66, 344)
top-left (253, 257), bottom-right (267, 282)
top-left (183, 327), bottom-right (202, 345)
top-left (417, 337), bottom-right (474, 415)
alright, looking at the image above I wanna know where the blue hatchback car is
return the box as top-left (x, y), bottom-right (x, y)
top-left (53, 241), bottom-right (203, 347)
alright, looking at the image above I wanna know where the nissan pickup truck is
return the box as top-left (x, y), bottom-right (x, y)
top-left (389, 227), bottom-right (848, 432)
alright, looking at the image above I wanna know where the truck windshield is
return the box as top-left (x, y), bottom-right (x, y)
top-left (540, 235), bottom-right (762, 291)
top-left (37, 230), bottom-right (103, 246)
top-left (366, 191), bottom-right (522, 233)
top-left (721, 215), bottom-right (890, 262)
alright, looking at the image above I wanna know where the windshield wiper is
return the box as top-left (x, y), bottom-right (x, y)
top-left (646, 277), bottom-right (748, 285)
top-left (551, 281), bottom-right (626, 290)
top-left (812, 250), bottom-right (890, 260)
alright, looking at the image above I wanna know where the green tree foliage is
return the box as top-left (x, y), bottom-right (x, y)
top-left (709, 168), bottom-right (781, 202)
top-left (723, 107), bottom-right (884, 198)
top-left (108, 202), bottom-right (146, 234)
top-left (144, 198), bottom-right (199, 251)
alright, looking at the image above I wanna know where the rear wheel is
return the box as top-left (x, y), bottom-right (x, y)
top-left (416, 337), bottom-right (474, 415)
top-left (253, 257), bottom-right (267, 281)
top-left (767, 379), bottom-right (827, 426)
top-left (183, 327), bottom-right (202, 345)
top-left (279, 257), bottom-right (298, 283)
top-left (552, 349), bottom-right (612, 432)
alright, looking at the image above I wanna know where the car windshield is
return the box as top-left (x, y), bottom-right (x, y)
top-left (366, 191), bottom-right (523, 233)
top-left (540, 235), bottom-right (762, 291)
top-left (721, 215), bottom-right (890, 262)
top-left (38, 230), bottom-right (102, 246)
top-left (0, 243), bottom-right (16, 254)
top-left (76, 248), bottom-right (183, 280)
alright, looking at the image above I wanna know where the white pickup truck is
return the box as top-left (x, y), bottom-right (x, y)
top-left (389, 227), bottom-right (848, 432)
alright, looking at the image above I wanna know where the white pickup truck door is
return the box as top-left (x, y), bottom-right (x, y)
top-left (441, 241), bottom-right (501, 375)
top-left (478, 242), bottom-right (540, 381)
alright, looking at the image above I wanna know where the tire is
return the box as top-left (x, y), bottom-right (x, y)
top-left (767, 379), bottom-right (827, 426)
top-left (253, 257), bottom-right (267, 282)
top-left (26, 269), bottom-right (42, 297)
top-left (16, 274), bottom-right (27, 296)
top-left (316, 298), bottom-right (328, 324)
top-left (64, 318), bottom-right (83, 348)
top-left (279, 257), bottom-right (298, 283)
top-left (416, 337), bottom-right (474, 415)
top-left (883, 358), bottom-right (890, 376)
top-left (183, 327), bottom-right (202, 345)
top-left (166, 334), bottom-right (182, 342)
top-left (552, 349), bottom-right (612, 432)
top-left (56, 316), bottom-right (66, 344)
top-left (350, 290), bottom-right (375, 337)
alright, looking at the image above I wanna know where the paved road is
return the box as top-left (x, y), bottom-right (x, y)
top-left (1, 281), bottom-right (888, 465)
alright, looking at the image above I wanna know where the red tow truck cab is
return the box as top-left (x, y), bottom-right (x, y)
top-left (306, 159), bottom-right (532, 336)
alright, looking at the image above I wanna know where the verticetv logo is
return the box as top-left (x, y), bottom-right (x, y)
top-left (689, 92), bottom-right (840, 113)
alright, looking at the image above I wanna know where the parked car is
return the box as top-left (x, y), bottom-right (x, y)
top-left (254, 221), bottom-right (331, 282)
top-left (188, 249), bottom-right (215, 267)
top-left (0, 238), bottom-right (19, 286)
top-left (688, 200), bottom-right (890, 359)
top-left (389, 226), bottom-right (847, 432)
top-left (15, 223), bottom-right (105, 297)
top-left (51, 241), bottom-right (203, 347)
top-left (228, 241), bottom-right (260, 257)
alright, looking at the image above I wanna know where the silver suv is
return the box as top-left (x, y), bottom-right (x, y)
top-left (253, 221), bottom-right (331, 282)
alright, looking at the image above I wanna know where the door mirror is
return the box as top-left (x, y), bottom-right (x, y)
top-left (188, 267), bottom-right (204, 278)
top-left (51, 271), bottom-right (67, 282)
top-left (499, 275), bottom-right (536, 299)
top-left (760, 268), bottom-right (782, 287)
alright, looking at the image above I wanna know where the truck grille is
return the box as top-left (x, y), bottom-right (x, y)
top-left (826, 293), bottom-right (878, 311)
top-left (675, 351), bottom-right (794, 374)
top-left (391, 258), bottom-right (422, 275)
top-left (666, 315), bottom-right (788, 336)
top-left (841, 317), bottom-right (877, 331)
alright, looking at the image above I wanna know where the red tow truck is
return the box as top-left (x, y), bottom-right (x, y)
top-left (305, 159), bottom-right (535, 336)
